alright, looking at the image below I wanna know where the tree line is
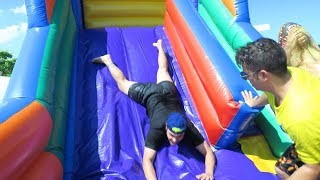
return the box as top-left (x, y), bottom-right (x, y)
top-left (0, 51), bottom-right (16, 76)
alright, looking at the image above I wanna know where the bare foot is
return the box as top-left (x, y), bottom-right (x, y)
top-left (153, 39), bottom-right (163, 49)
top-left (92, 54), bottom-right (113, 66)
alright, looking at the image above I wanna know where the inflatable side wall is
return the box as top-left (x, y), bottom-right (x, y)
top-left (166, 0), bottom-right (260, 148)
top-left (0, 0), bottom-right (76, 179)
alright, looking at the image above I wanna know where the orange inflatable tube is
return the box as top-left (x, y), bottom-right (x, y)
top-left (164, 7), bottom-right (224, 143)
top-left (0, 101), bottom-right (53, 179)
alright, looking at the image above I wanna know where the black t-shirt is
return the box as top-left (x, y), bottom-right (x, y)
top-left (128, 81), bottom-right (204, 151)
top-left (145, 117), bottom-right (205, 151)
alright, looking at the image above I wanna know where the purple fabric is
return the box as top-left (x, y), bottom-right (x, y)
top-left (73, 26), bottom-right (279, 180)
top-left (214, 150), bottom-right (279, 180)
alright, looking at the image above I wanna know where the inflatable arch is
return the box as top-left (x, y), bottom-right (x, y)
top-left (0, 0), bottom-right (290, 179)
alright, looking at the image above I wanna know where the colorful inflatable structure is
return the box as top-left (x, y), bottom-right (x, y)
top-left (0, 0), bottom-right (293, 179)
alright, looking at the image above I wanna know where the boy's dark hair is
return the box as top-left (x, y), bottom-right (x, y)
top-left (235, 38), bottom-right (288, 76)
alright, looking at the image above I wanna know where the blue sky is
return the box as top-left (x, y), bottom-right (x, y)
top-left (248, 0), bottom-right (320, 44)
top-left (0, 0), bottom-right (319, 58)
top-left (0, 0), bottom-right (27, 58)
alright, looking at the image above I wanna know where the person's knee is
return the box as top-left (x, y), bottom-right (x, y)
top-left (288, 164), bottom-right (320, 180)
top-left (305, 164), bottom-right (320, 177)
top-left (118, 80), bottom-right (135, 95)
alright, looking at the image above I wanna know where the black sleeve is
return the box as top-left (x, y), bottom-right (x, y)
top-left (145, 128), bottom-right (166, 151)
top-left (185, 120), bottom-right (205, 147)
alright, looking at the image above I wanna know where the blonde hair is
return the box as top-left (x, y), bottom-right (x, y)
top-left (283, 26), bottom-right (320, 78)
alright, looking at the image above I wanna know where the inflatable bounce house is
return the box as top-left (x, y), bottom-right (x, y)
top-left (0, 0), bottom-right (294, 179)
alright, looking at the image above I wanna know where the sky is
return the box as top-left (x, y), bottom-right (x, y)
top-left (0, 0), bottom-right (27, 58)
top-left (0, 0), bottom-right (319, 58)
top-left (249, 0), bottom-right (320, 44)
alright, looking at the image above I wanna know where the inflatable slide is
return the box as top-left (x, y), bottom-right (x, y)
top-left (0, 0), bottom-right (287, 179)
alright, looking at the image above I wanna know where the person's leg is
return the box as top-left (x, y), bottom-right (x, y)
top-left (275, 144), bottom-right (305, 179)
top-left (153, 39), bottom-right (173, 84)
top-left (92, 54), bottom-right (135, 95)
top-left (275, 166), bottom-right (290, 180)
top-left (288, 164), bottom-right (320, 180)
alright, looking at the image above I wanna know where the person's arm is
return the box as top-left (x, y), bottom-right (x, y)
top-left (143, 147), bottom-right (158, 180)
top-left (195, 141), bottom-right (215, 180)
top-left (288, 164), bottom-right (320, 180)
top-left (241, 90), bottom-right (268, 108)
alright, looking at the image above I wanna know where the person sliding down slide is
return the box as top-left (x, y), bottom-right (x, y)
top-left (92, 39), bottom-right (216, 180)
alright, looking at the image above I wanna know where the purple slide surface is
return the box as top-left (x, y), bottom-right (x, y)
top-left (74, 26), bottom-right (279, 179)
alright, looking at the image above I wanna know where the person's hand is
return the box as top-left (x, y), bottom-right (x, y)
top-left (288, 27), bottom-right (308, 48)
top-left (196, 172), bottom-right (214, 180)
top-left (240, 90), bottom-right (259, 107)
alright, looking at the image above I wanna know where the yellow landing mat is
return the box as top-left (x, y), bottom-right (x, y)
top-left (238, 135), bottom-right (278, 174)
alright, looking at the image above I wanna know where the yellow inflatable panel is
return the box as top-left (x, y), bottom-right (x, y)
top-left (238, 135), bottom-right (278, 174)
top-left (83, 0), bottom-right (165, 28)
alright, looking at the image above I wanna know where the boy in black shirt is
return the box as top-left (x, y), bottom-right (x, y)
top-left (93, 39), bottom-right (215, 180)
